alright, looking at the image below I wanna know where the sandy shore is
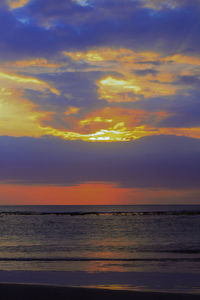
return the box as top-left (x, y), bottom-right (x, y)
top-left (0, 283), bottom-right (200, 300)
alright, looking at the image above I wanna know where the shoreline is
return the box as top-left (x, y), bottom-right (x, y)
top-left (0, 283), bottom-right (200, 300)
top-left (0, 270), bottom-right (199, 294)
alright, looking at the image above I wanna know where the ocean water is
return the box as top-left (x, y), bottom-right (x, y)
top-left (0, 205), bottom-right (199, 293)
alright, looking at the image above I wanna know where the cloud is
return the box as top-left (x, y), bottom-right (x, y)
top-left (5, 58), bottom-right (65, 69)
top-left (0, 69), bottom-right (59, 95)
top-left (0, 9), bottom-right (63, 60)
top-left (64, 48), bottom-right (200, 102)
top-left (63, 106), bottom-right (168, 141)
top-left (0, 135), bottom-right (199, 190)
top-left (1, 43), bottom-right (200, 142)
top-left (7, 0), bottom-right (30, 9)
top-left (134, 69), bottom-right (159, 76)
top-left (140, 0), bottom-right (200, 10)
top-left (154, 92), bottom-right (200, 128)
top-left (0, 1), bottom-right (200, 143)
top-left (175, 75), bottom-right (200, 87)
top-left (1, 0), bottom-right (198, 58)
top-left (0, 88), bottom-right (55, 137)
top-left (65, 106), bottom-right (80, 116)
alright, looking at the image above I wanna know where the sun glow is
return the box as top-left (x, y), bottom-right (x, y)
top-left (40, 124), bottom-right (160, 142)
top-left (0, 88), bottom-right (52, 137)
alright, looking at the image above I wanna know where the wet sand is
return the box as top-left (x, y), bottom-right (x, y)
top-left (0, 283), bottom-right (200, 300)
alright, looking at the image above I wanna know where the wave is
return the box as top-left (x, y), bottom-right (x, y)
top-left (0, 211), bottom-right (200, 216)
top-left (158, 250), bottom-right (200, 254)
top-left (0, 257), bottom-right (200, 262)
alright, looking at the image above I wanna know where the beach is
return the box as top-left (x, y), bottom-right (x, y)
top-left (0, 270), bottom-right (199, 294)
top-left (0, 206), bottom-right (199, 296)
top-left (0, 283), bottom-right (200, 300)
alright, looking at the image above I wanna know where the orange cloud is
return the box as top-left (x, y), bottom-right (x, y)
top-left (63, 48), bottom-right (160, 64)
top-left (38, 107), bottom-right (169, 142)
top-left (159, 127), bottom-right (200, 139)
top-left (97, 76), bottom-right (141, 102)
top-left (37, 105), bottom-right (200, 142)
top-left (141, 0), bottom-right (178, 10)
top-left (0, 70), bottom-right (60, 95)
top-left (97, 74), bottom-right (176, 102)
top-left (65, 106), bottom-right (80, 116)
top-left (1, 86), bottom-right (199, 142)
top-left (78, 107), bottom-right (166, 132)
top-left (2, 48), bottom-right (200, 142)
top-left (5, 58), bottom-right (64, 69)
top-left (165, 54), bottom-right (200, 66)
top-left (64, 48), bottom-right (196, 100)
top-left (7, 0), bottom-right (30, 9)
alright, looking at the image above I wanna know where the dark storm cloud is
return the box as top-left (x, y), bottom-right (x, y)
top-left (0, 135), bottom-right (199, 189)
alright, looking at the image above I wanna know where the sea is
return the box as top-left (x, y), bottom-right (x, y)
top-left (0, 205), bottom-right (199, 294)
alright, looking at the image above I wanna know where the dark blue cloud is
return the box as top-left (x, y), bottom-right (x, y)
top-left (25, 70), bottom-right (106, 112)
top-left (23, 0), bottom-right (200, 54)
top-left (133, 69), bottom-right (159, 76)
top-left (118, 89), bottom-right (200, 129)
top-left (175, 75), bottom-right (200, 87)
top-left (37, 71), bottom-right (101, 102)
top-left (1, 0), bottom-right (200, 60)
top-left (0, 10), bottom-right (60, 60)
top-left (0, 135), bottom-right (199, 189)
top-left (156, 91), bottom-right (200, 128)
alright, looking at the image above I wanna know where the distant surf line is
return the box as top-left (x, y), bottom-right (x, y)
top-left (0, 257), bottom-right (199, 262)
top-left (0, 211), bottom-right (200, 216)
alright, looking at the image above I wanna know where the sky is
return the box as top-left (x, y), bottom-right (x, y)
top-left (0, 0), bottom-right (200, 204)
